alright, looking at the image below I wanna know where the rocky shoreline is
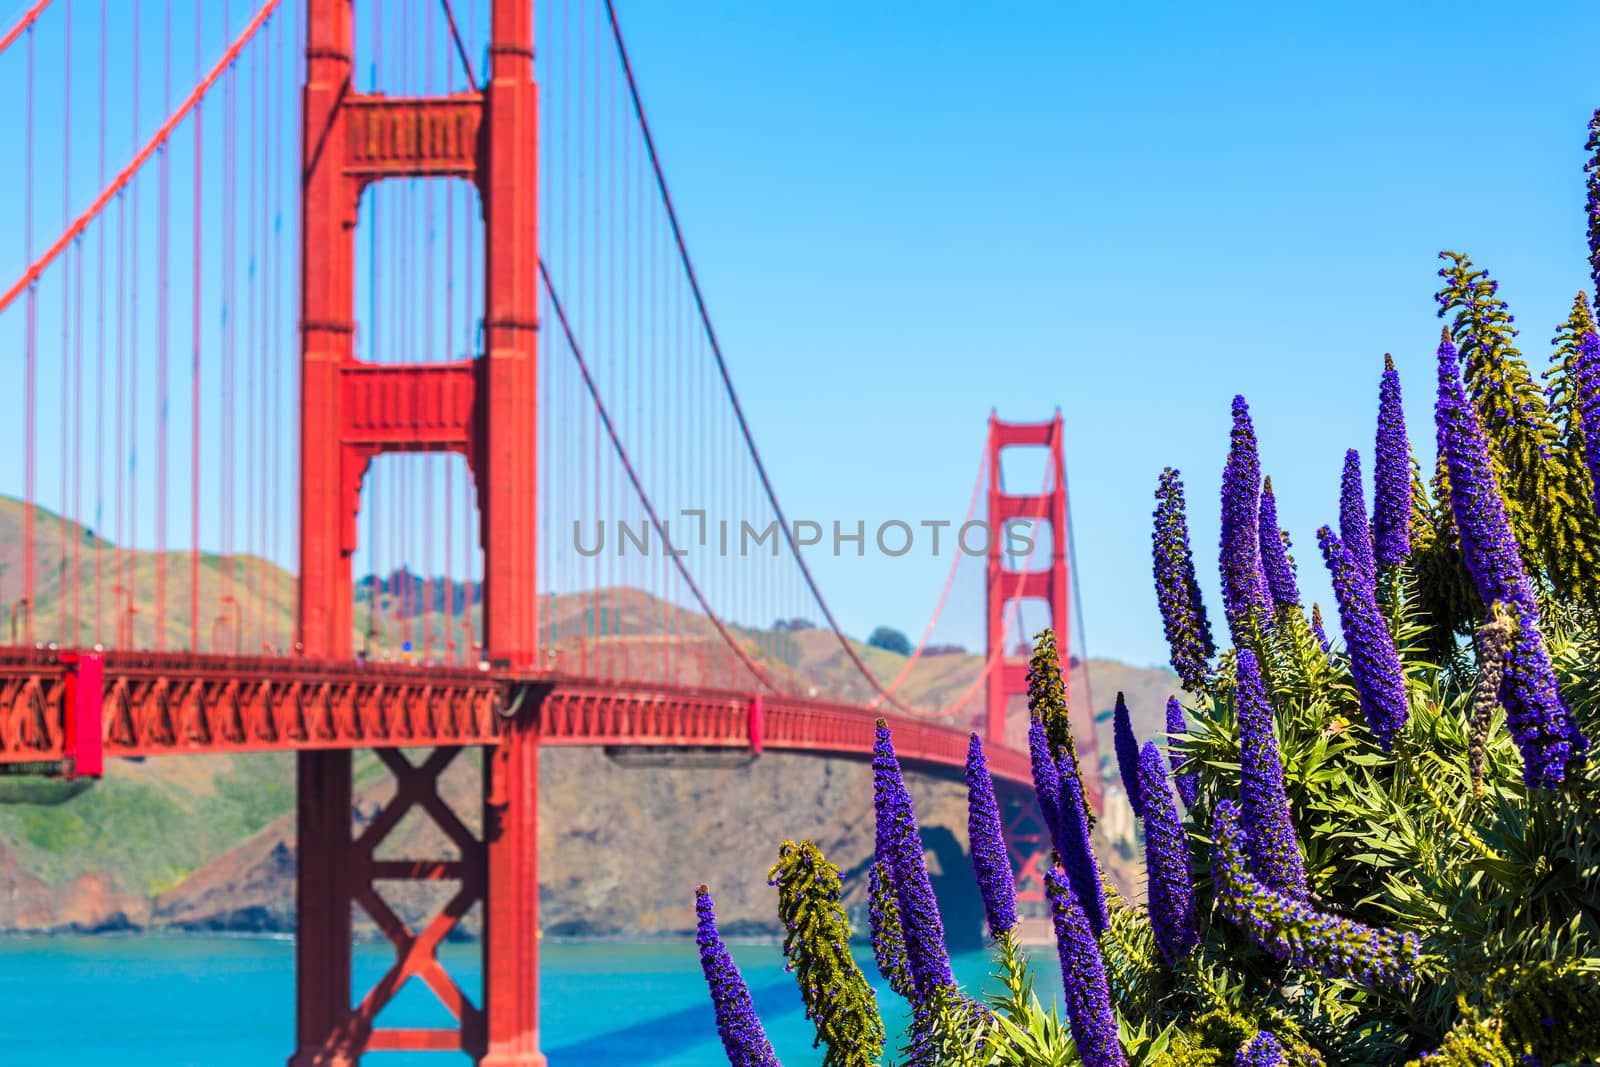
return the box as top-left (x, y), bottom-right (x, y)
top-left (1, 744), bottom-right (1145, 942)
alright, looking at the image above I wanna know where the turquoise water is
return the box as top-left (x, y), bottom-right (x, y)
top-left (0, 936), bottom-right (1064, 1065)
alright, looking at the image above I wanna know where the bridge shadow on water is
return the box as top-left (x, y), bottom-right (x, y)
top-left (541, 827), bottom-right (985, 1064)
top-left (542, 976), bottom-right (797, 1064)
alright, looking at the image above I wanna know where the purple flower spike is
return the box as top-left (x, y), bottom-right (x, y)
top-left (1137, 741), bottom-right (1199, 964)
top-left (1056, 743), bottom-right (1109, 935)
top-left (1211, 800), bottom-right (1420, 988)
top-left (1374, 355), bottom-right (1412, 570)
top-left (1340, 449), bottom-right (1378, 589)
top-left (1028, 717), bottom-right (1069, 863)
top-left (1113, 693), bottom-right (1144, 818)
top-left (965, 734), bottom-right (1018, 939)
top-left (1434, 335), bottom-right (1536, 613)
top-left (1318, 525), bottom-right (1410, 750)
top-left (1258, 476), bottom-right (1300, 614)
top-left (1235, 650), bottom-right (1308, 898)
top-left (1236, 1031), bottom-right (1287, 1067)
top-left (1220, 397), bottom-right (1273, 647)
top-left (1576, 327), bottom-right (1600, 505)
top-left (1166, 696), bottom-right (1200, 808)
top-left (696, 886), bottom-right (783, 1067)
top-left (873, 720), bottom-right (955, 999)
top-left (1045, 868), bottom-right (1127, 1067)
top-left (1436, 335), bottom-right (1584, 786)
top-left (1153, 468), bottom-right (1216, 691)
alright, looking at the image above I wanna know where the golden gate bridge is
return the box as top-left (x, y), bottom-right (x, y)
top-left (0, 2), bottom-right (1097, 1062)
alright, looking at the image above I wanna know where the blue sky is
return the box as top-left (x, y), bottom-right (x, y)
top-left (2, 1), bottom-right (1598, 668)
top-left (606, 0), bottom-right (1600, 667)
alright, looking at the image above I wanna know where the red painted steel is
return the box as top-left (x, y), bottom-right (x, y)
top-left (748, 693), bottom-right (764, 755)
top-left (292, 749), bottom-right (354, 1067)
top-left (0, 650), bottom-right (1035, 787)
top-left (0, 0), bottom-right (284, 317)
top-left (296, 0), bottom-right (543, 1056)
top-left (0, 1), bottom-right (52, 58)
top-left (0, 4), bottom-right (1074, 1059)
top-left (342, 94), bottom-right (484, 182)
top-left (984, 412), bottom-right (1102, 810)
top-left (345, 748), bottom-right (487, 1057)
top-left (61, 651), bottom-right (103, 778)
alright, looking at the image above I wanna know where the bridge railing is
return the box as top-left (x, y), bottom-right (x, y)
top-left (0, 650), bottom-right (1035, 787)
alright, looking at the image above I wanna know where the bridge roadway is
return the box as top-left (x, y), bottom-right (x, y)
top-left (0, 648), bottom-right (1035, 787)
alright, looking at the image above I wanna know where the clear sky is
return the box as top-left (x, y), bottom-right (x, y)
top-left (2, 2), bottom-right (1598, 669)
top-left (606, 0), bottom-right (1600, 667)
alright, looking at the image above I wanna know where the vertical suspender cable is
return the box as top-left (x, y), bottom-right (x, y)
top-left (61, 0), bottom-right (73, 646)
top-left (127, 0), bottom-right (140, 645)
top-left (95, 0), bottom-right (107, 645)
top-left (221, 1), bottom-right (235, 637)
top-left (155, 0), bottom-right (170, 651)
top-left (115, 5), bottom-right (127, 646)
top-left (24, 22), bottom-right (36, 644)
top-left (189, 7), bottom-right (202, 652)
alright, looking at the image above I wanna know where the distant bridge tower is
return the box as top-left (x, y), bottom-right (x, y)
top-left (295, 0), bottom-right (543, 1063)
top-left (983, 411), bottom-right (1102, 812)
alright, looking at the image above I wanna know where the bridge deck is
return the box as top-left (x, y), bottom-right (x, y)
top-left (0, 649), bottom-right (1034, 787)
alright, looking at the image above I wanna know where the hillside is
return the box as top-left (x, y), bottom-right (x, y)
top-left (0, 500), bottom-right (1176, 937)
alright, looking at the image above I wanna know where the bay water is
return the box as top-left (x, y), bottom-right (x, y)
top-left (0, 935), bottom-right (1065, 1065)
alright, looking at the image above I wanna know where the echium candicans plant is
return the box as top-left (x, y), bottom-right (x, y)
top-left (1318, 521), bottom-right (1410, 750)
top-left (1058, 741), bottom-right (1109, 933)
top-left (1547, 293), bottom-right (1600, 522)
top-left (1220, 397), bottom-right (1274, 651)
top-left (1026, 678), bottom-right (1109, 936)
top-left (1047, 869), bottom-right (1127, 1067)
top-left (1154, 467), bottom-right (1217, 692)
top-left (964, 734), bottom-right (1016, 942)
top-left (1113, 692), bottom-right (1145, 818)
top-left (695, 886), bottom-right (783, 1067)
top-left (1210, 799), bottom-right (1420, 988)
top-left (1027, 629), bottom-right (1094, 826)
top-left (1136, 740), bottom-right (1199, 965)
top-left (1374, 354), bottom-right (1413, 575)
top-left (1233, 649), bottom-right (1309, 897)
top-left (1339, 450), bottom-right (1378, 589)
top-left (872, 719), bottom-right (956, 1000)
top-left (1436, 333), bottom-right (1586, 786)
top-left (1258, 477), bottom-right (1301, 616)
top-left (699, 108), bottom-right (1600, 1067)
top-left (1237, 1031), bottom-right (1288, 1067)
top-left (1436, 250), bottom-right (1600, 603)
top-left (1579, 319), bottom-right (1600, 508)
top-left (768, 841), bottom-right (885, 1067)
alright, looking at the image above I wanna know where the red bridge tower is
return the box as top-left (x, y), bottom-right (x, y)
top-left (985, 412), bottom-right (1102, 906)
top-left (295, 0), bottom-right (542, 1063)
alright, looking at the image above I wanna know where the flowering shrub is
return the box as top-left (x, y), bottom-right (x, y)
top-left (693, 108), bottom-right (1600, 1065)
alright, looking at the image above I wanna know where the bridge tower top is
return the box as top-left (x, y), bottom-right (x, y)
top-left (297, 0), bottom-right (539, 668)
top-left (984, 411), bottom-right (1102, 812)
